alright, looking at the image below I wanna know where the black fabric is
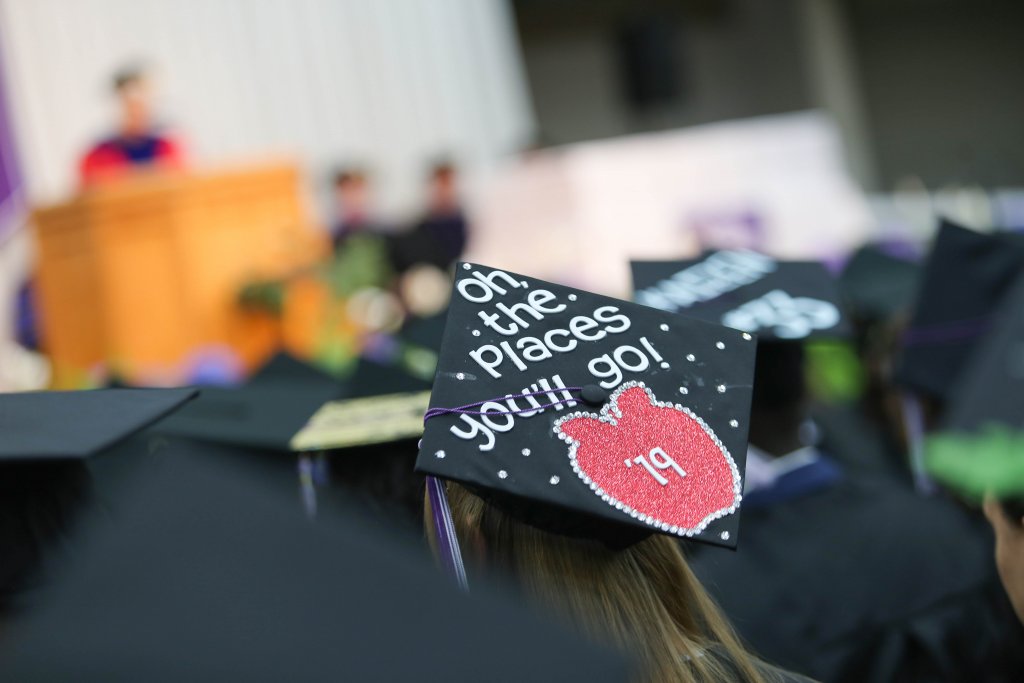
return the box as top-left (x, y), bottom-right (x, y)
top-left (894, 219), bottom-right (1024, 401)
top-left (0, 441), bottom-right (631, 683)
top-left (399, 310), bottom-right (449, 353)
top-left (417, 262), bottom-right (756, 548)
top-left (945, 272), bottom-right (1024, 431)
top-left (0, 388), bottom-right (196, 462)
top-left (631, 251), bottom-right (849, 341)
top-left (687, 474), bottom-right (1024, 682)
top-left (153, 353), bottom-right (346, 451)
top-left (344, 356), bottom-right (432, 398)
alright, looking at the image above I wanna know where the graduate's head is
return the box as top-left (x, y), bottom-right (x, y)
top-left (427, 481), bottom-right (767, 683)
top-left (0, 460), bottom-right (93, 617)
top-left (417, 264), bottom-right (769, 682)
top-left (112, 65), bottom-right (153, 136)
top-left (748, 341), bottom-right (809, 456)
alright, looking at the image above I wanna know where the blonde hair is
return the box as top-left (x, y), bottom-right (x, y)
top-left (427, 482), bottom-right (774, 683)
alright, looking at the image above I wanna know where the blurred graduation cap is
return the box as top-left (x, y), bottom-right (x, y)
top-left (838, 244), bottom-right (921, 321)
top-left (925, 273), bottom-right (1024, 508)
top-left (417, 262), bottom-right (757, 549)
top-left (631, 250), bottom-right (849, 341)
top-left (0, 388), bottom-right (196, 462)
top-left (153, 353), bottom-right (348, 451)
top-left (155, 352), bottom-right (434, 452)
top-left (894, 219), bottom-right (1024, 401)
top-left (0, 442), bottom-right (630, 683)
top-left (1, 388), bottom-right (195, 611)
top-left (945, 272), bottom-right (1024, 432)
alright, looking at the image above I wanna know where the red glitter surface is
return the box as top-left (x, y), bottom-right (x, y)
top-left (557, 386), bottom-right (739, 532)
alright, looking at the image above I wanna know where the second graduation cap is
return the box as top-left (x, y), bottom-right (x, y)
top-left (630, 250), bottom-right (849, 340)
top-left (416, 262), bottom-right (758, 548)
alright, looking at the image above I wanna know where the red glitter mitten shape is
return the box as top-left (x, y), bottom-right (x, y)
top-left (553, 382), bottom-right (740, 537)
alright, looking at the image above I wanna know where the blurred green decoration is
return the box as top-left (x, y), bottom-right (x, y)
top-left (804, 340), bottom-right (864, 404)
top-left (313, 327), bottom-right (359, 376)
top-left (324, 234), bottom-right (394, 298)
top-left (925, 427), bottom-right (1024, 500)
top-left (238, 280), bottom-right (286, 316)
top-left (400, 345), bottom-right (438, 382)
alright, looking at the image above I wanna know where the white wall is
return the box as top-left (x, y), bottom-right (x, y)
top-left (0, 0), bottom-right (533, 218)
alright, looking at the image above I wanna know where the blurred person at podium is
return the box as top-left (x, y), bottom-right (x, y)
top-left (78, 65), bottom-right (186, 187)
top-left (330, 167), bottom-right (388, 251)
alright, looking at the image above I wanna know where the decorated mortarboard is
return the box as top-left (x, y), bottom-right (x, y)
top-left (0, 440), bottom-right (630, 683)
top-left (894, 219), bottom-right (1024, 401)
top-left (416, 262), bottom-right (758, 549)
top-left (0, 388), bottom-right (196, 462)
top-left (630, 250), bottom-right (849, 341)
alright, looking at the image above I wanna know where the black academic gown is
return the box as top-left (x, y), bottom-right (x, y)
top-left (688, 461), bottom-right (1024, 682)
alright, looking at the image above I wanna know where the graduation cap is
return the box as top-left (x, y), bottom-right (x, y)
top-left (894, 219), bottom-right (1024, 401)
top-left (1, 388), bottom-right (195, 611)
top-left (630, 250), bottom-right (849, 341)
top-left (153, 353), bottom-right (347, 451)
top-left (0, 441), bottom-right (631, 682)
top-left (416, 262), bottom-right (757, 549)
top-left (838, 244), bottom-right (921, 321)
top-left (944, 271), bottom-right (1024, 432)
top-left (0, 388), bottom-right (196, 462)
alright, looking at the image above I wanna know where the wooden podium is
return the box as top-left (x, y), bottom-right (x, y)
top-left (33, 162), bottom-right (326, 387)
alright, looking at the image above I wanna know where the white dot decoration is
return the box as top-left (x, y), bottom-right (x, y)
top-left (717, 384), bottom-right (727, 393)
top-left (720, 531), bottom-right (730, 541)
top-left (549, 476), bottom-right (560, 485)
top-left (716, 341), bottom-right (725, 350)
top-left (498, 470), bottom-right (508, 479)
top-left (660, 362), bottom-right (670, 369)
top-left (462, 263), bottom-right (471, 270)
top-left (472, 330), bottom-right (481, 337)
top-left (435, 450), bottom-right (446, 459)
top-left (742, 333), bottom-right (752, 340)
top-left (686, 354), bottom-right (696, 362)
top-left (659, 323), bottom-right (669, 332)
top-left (455, 372), bottom-right (466, 380)
top-left (679, 387), bottom-right (689, 395)
top-left (568, 293), bottom-right (578, 301)
top-left (521, 448), bottom-right (531, 456)
top-left (729, 419), bottom-right (739, 428)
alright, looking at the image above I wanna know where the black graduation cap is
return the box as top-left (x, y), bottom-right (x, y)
top-left (0, 442), bottom-right (631, 683)
top-left (0, 388), bottom-right (197, 462)
top-left (153, 353), bottom-right (347, 451)
top-left (630, 250), bottom-right (849, 341)
top-left (944, 272), bottom-right (1024, 432)
top-left (838, 244), bottom-right (921, 321)
top-left (1, 388), bottom-right (195, 612)
top-left (416, 262), bottom-right (757, 548)
top-left (894, 219), bottom-right (1024, 401)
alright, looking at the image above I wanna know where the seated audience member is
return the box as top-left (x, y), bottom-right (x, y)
top-left (688, 341), bottom-right (1024, 682)
top-left (388, 160), bottom-right (469, 274)
top-left (330, 167), bottom-right (385, 250)
top-left (78, 66), bottom-right (185, 186)
top-left (411, 159), bottom-right (468, 268)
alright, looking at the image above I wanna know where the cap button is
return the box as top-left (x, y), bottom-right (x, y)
top-left (580, 384), bottom-right (608, 406)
